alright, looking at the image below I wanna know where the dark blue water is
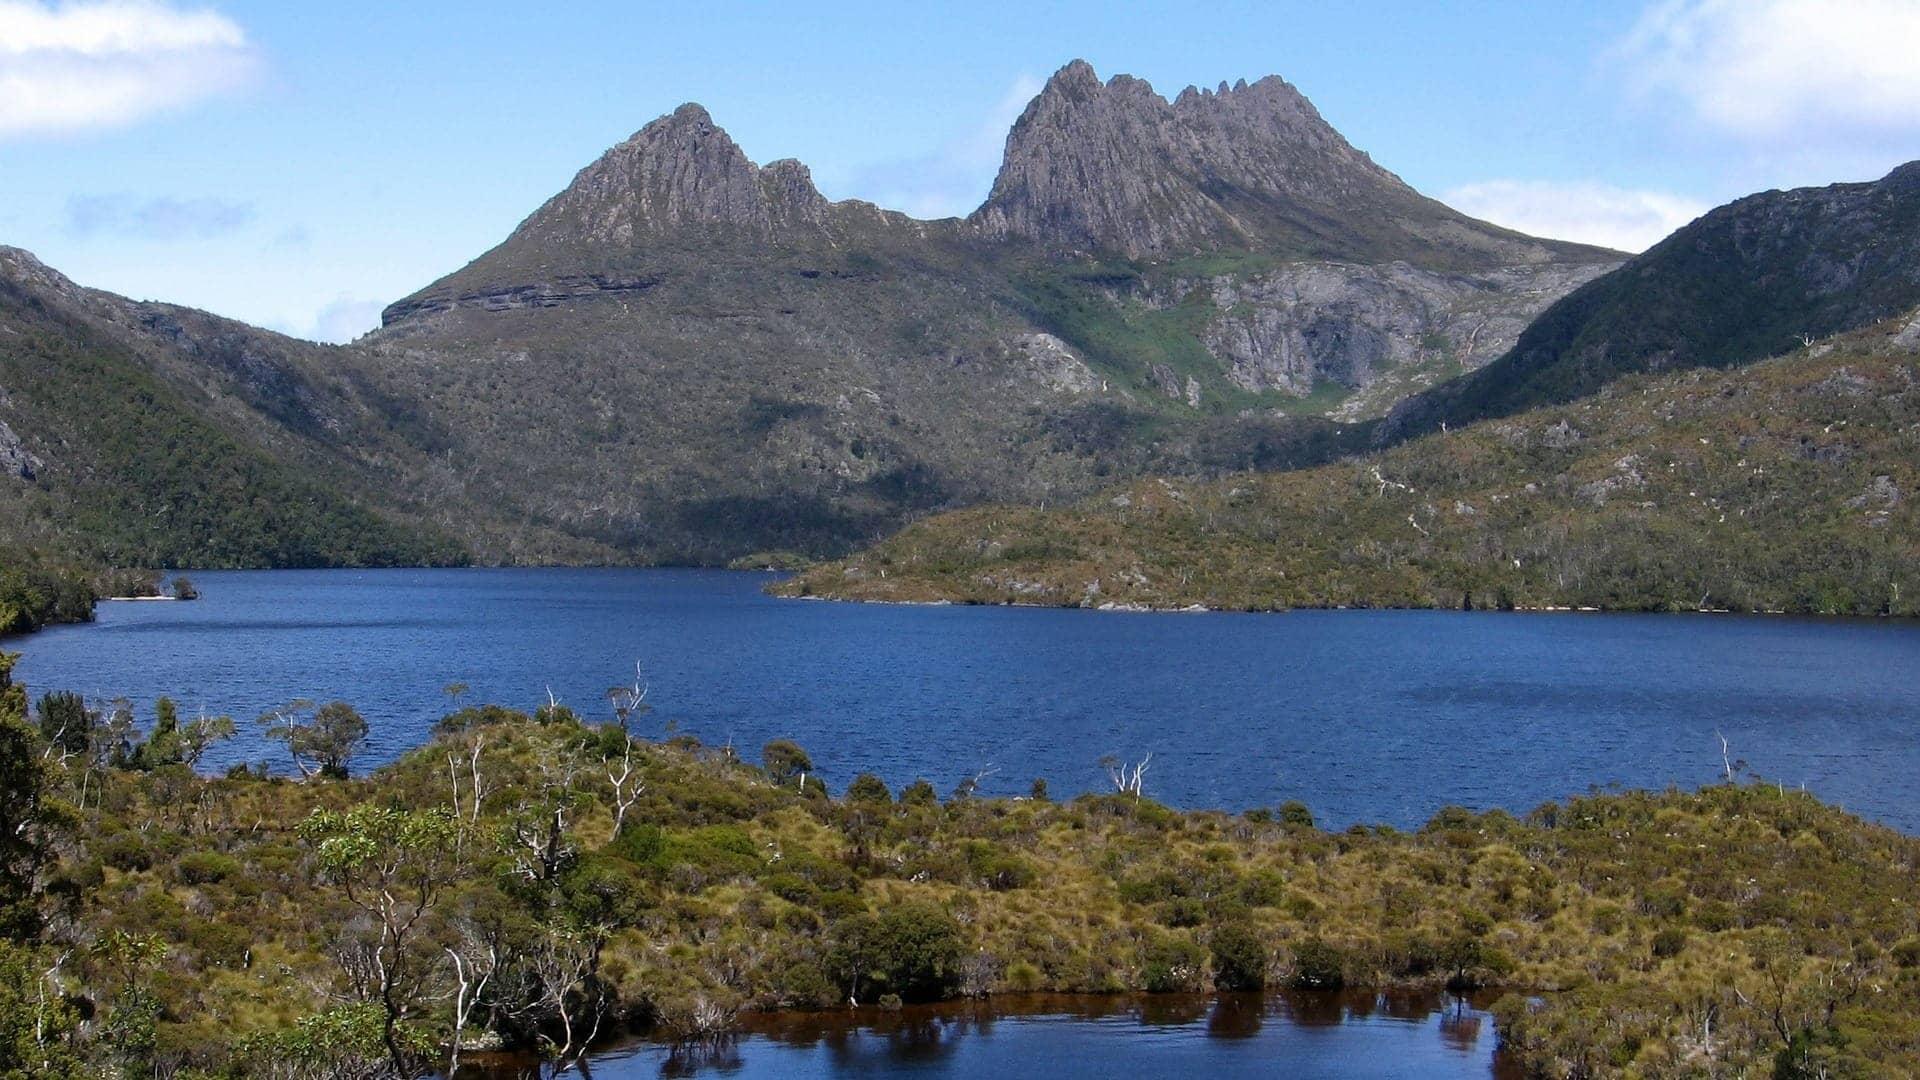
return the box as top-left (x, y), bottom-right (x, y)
top-left (10, 568), bottom-right (1920, 830)
top-left (470, 992), bottom-right (1506, 1079)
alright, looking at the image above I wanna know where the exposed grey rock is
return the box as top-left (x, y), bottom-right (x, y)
top-left (0, 416), bottom-right (41, 480)
top-left (1848, 475), bottom-right (1902, 508)
top-left (1894, 309), bottom-right (1920, 351)
top-left (1541, 419), bottom-right (1584, 449)
top-left (971, 62), bottom-right (1611, 268)
top-left (1191, 260), bottom-right (1610, 395)
top-left (1009, 333), bottom-right (1104, 394)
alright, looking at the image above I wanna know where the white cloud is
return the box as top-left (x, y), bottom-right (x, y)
top-left (0, 1), bottom-right (259, 138)
top-left (66, 193), bottom-right (253, 239)
top-left (1618, 0), bottom-right (1920, 140)
top-left (839, 74), bottom-right (1043, 219)
top-left (1443, 180), bottom-right (1710, 253)
top-left (301, 296), bottom-right (387, 345)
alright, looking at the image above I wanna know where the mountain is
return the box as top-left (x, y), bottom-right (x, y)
top-left (347, 61), bottom-right (1617, 563)
top-left (973, 60), bottom-right (1590, 269)
top-left (0, 247), bottom-right (474, 570)
top-left (779, 312), bottom-right (1920, 616)
top-left (1380, 162), bottom-right (1920, 441)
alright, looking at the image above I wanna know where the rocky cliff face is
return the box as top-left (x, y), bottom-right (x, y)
top-left (971, 61), bottom-right (1606, 269)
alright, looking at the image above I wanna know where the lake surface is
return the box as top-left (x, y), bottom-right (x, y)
top-left (10, 568), bottom-right (1920, 830)
top-left (465, 992), bottom-right (1509, 1079)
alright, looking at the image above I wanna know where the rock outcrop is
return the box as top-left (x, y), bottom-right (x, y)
top-left (971, 61), bottom-right (1606, 269)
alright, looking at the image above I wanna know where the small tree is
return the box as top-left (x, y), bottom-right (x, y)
top-left (762, 740), bottom-right (813, 788)
top-left (298, 805), bottom-right (459, 1074)
top-left (261, 700), bottom-right (368, 779)
top-left (847, 773), bottom-right (892, 804)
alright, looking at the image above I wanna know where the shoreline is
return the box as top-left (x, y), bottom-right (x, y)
top-left (770, 586), bottom-right (1893, 620)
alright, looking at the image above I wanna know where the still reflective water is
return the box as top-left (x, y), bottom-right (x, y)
top-left (465, 992), bottom-right (1509, 1079)
top-left (11, 568), bottom-right (1920, 829)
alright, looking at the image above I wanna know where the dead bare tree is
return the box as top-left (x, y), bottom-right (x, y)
top-left (604, 737), bottom-right (645, 832)
top-left (605, 662), bottom-right (651, 733)
top-left (1102, 753), bottom-right (1152, 799)
top-left (444, 937), bottom-right (498, 1076)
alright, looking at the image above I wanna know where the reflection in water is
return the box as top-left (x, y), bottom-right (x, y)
top-left (462, 990), bottom-right (1509, 1079)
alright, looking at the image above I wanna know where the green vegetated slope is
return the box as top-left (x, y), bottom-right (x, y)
top-left (0, 253), bottom-right (469, 573)
top-left (0, 554), bottom-right (95, 635)
top-left (1382, 161), bottom-right (1920, 440)
top-left (1, 674), bottom-right (1916, 1077)
top-left (780, 317), bottom-right (1920, 614)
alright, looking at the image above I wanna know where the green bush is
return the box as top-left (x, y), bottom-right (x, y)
top-left (846, 773), bottom-right (892, 804)
top-left (1287, 937), bottom-right (1343, 990)
top-left (1141, 934), bottom-right (1207, 993)
top-left (900, 780), bottom-right (938, 807)
top-left (1651, 928), bottom-right (1689, 959)
top-left (1278, 800), bottom-right (1316, 829)
top-left (1209, 923), bottom-right (1268, 991)
top-left (175, 851), bottom-right (238, 885)
top-left (827, 902), bottom-right (965, 1003)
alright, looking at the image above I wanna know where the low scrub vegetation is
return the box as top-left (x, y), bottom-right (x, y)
top-left (1, 657), bottom-right (1916, 1076)
top-left (782, 322), bottom-right (1920, 616)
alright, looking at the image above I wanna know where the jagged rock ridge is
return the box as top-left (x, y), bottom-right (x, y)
top-left (970, 60), bottom-right (1605, 266)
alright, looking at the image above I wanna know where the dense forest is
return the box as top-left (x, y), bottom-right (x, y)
top-left (782, 321), bottom-right (1920, 615)
top-left (1, 657), bottom-right (1916, 1077)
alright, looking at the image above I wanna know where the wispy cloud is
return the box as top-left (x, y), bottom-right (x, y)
top-left (301, 296), bottom-right (386, 345)
top-left (1616, 0), bottom-right (1920, 141)
top-left (0, 1), bottom-right (260, 138)
top-left (839, 74), bottom-right (1043, 220)
top-left (1444, 180), bottom-right (1709, 253)
top-left (66, 193), bottom-right (254, 239)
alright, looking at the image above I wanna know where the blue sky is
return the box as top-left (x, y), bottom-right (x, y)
top-left (3, 0), bottom-right (1918, 341)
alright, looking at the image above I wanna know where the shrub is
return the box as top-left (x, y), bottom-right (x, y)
top-left (1650, 928), bottom-right (1689, 959)
top-left (1890, 937), bottom-right (1920, 969)
top-left (97, 831), bottom-right (153, 872)
top-left (827, 902), bottom-right (965, 1003)
top-left (1239, 869), bottom-right (1288, 908)
top-left (900, 780), bottom-right (939, 807)
top-left (1287, 938), bottom-right (1343, 990)
top-left (1004, 961), bottom-right (1044, 992)
top-left (1141, 934), bottom-right (1207, 993)
top-left (846, 773), bottom-right (892, 804)
top-left (1209, 923), bottom-right (1268, 991)
top-left (175, 851), bottom-right (238, 885)
top-left (1278, 801), bottom-right (1316, 829)
top-left (607, 823), bottom-right (665, 865)
top-left (963, 842), bottom-right (1035, 891)
top-left (762, 740), bottom-right (813, 787)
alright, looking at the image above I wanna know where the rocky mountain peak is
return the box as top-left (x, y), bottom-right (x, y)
top-left (506, 102), bottom-right (835, 247)
top-left (972, 60), bottom-right (1583, 268)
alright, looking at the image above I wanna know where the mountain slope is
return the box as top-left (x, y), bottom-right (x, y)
top-left (348, 61), bottom-right (1616, 563)
top-left (0, 247), bottom-right (470, 569)
top-left (780, 313), bottom-right (1920, 616)
top-left (1381, 162), bottom-right (1920, 441)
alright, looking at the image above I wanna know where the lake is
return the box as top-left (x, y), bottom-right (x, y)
top-left (10, 567), bottom-right (1920, 830)
top-left (464, 991), bottom-right (1510, 1079)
